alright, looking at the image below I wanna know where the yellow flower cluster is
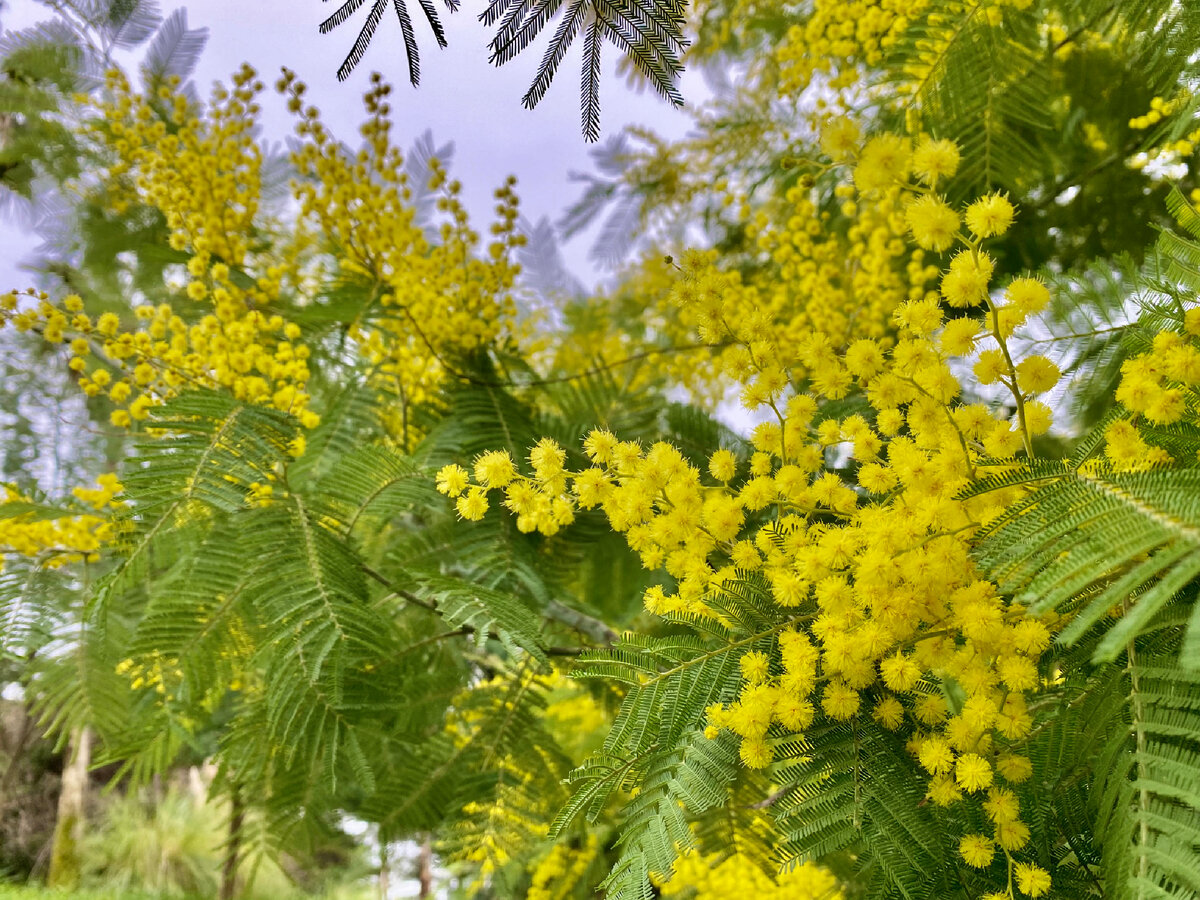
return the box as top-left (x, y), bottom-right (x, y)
top-left (526, 834), bottom-right (600, 900)
top-left (957, 783), bottom-right (1050, 892)
top-left (1129, 95), bottom-right (1186, 132)
top-left (547, 128), bottom-right (938, 404)
top-left (450, 667), bottom-right (562, 880)
top-left (278, 69), bottom-right (525, 414)
top-left (746, 160), bottom-right (927, 349)
top-left (1107, 307), bottom-right (1200, 467)
top-left (688, 0), bottom-right (789, 59)
top-left (0, 289), bottom-right (315, 433)
top-left (1127, 95), bottom-right (1200, 180)
top-left (0, 474), bottom-right (122, 570)
top-left (452, 133), bottom-right (1062, 893)
top-left (543, 256), bottom-right (688, 400)
top-left (775, 0), bottom-right (1032, 97)
top-left (777, 0), bottom-right (930, 94)
top-left (0, 67), bottom-right (320, 431)
top-left (97, 65), bottom-right (262, 267)
top-left (26, 63), bottom-right (533, 439)
top-left (436, 439), bottom-right (576, 535)
top-left (115, 650), bottom-right (181, 697)
top-left (660, 850), bottom-right (841, 899)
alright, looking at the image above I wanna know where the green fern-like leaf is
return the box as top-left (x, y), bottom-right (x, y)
top-left (95, 390), bottom-right (296, 611)
top-left (773, 721), bottom-right (955, 898)
top-left (1093, 641), bottom-right (1200, 899)
top-left (972, 462), bottom-right (1200, 664)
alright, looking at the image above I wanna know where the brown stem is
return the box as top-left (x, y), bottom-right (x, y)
top-left (219, 786), bottom-right (245, 900)
top-left (418, 835), bottom-right (433, 898)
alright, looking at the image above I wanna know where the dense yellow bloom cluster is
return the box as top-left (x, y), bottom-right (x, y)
top-left (775, 0), bottom-right (1032, 97)
top-left (688, 0), bottom-right (790, 59)
top-left (546, 129), bottom-right (938, 403)
top-left (746, 132), bottom-right (935, 350)
top-left (527, 834), bottom-right (600, 900)
top-left (451, 133), bottom-right (1063, 894)
top-left (0, 67), bottom-right (319, 430)
top-left (661, 851), bottom-right (841, 899)
top-left (451, 668), bottom-right (589, 880)
top-left (89, 65), bottom-right (316, 425)
top-left (278, 69), bottom-right (525, 413)
top-left (7, 62), bottom-right (532, 442)
top-left (543, 255), bottom-right (691, 399)
top-left (115, 650), bottom-right (181, 697)
top-left (777, 0), bottom-right (931, 94)
top-left (1127, 96), bottom-right (1200, 199)
top-left (97, 66), bottom-right (263, 266)
top-left (1129, 95), bottom-right (1187, 132)
top-left (1107, 305), bottom-right (1200, 467)
top-left (0, 288), bottom-right (314, 433)
top-left (0, 474), bottom-right (122, 569)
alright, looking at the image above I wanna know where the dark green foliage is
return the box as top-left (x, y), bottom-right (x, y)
top-left (1093, 642), bottom-right (1200, 899)
top-left (774, 722), bottom-right (956, 900)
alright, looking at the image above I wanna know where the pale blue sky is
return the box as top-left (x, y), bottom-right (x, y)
top-left (2, 0), bottom-right (700, 292)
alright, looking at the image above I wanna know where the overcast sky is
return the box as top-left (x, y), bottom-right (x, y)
top-left (1, 0), bottom-right (700, 293)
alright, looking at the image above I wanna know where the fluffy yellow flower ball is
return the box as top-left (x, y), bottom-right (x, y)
top-left (958, 833), bottom-right (995, 868)
top-left (965, 192), bottom-right (1016, 238)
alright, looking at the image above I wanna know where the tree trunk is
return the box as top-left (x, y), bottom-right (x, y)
top-left (219, 786), bottom-right (245, 900)
top-left (46, 725), bottom-right (89, 888)
top-left (418, 836), bottom-right (433, 898)
top-left (378, 839), bottom-right (389, 900)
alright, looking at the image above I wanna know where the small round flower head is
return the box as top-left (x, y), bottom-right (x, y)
top-left (984, 787), bottom-right (1020, 823)
top-left (1186, 306), bottom-right (1200, 336)
top-left (918, 736), bottom-right (955, 775)
top-left (965, 192), bottom-right (1016, 238)
top-left (1016, 355), bottom-right (1061, 395)
top-left (941, 250), bottom-right (995, 307)
top-left (774, 696), bottom-right (815, 732)
top-left (436, 464), bottom-right (469, 498)
top-left (995, 818), bottom-right (1031, 851)
top-left (958, 833), bottom-right (995, 868)
top-left (708, 448), bottom-right (738, 482)
top-left (738, 737), bottom-right (772, 769)
top-left (905, 195), bottom-right (960, 252)
top-left (820, 117), bottom-right (860, 162)
top-left (955, 753), bottom-right (993, 792)
top-left (911, 135), bottom-right (960, 185)
top-left (474, 450), bottom-right (516, 488)
top-left (529, 437), bottom-right (566, 480)
top-left (941, 317), bottom-right (982, 356)
top-left (739, 650), bottom-right (771, 684)
top-left (821, 680), bottom-right (860, 720)
top-left (1006, 277), bottom-right (1050, 315)
top-left (926, 774), bottom-right (962, 806)
top-left (1015, 862), bottom-right (1052, 897)
top-left (583, 428), bottom-right (618, 464)
top-left (455, 486), bottom-right (489, 521)
top-left (873, 695), bottom-right (905, 730)
top-left (880, 652), bottom-right (922, 692)
top-left (853, 134), bottom-right (912, 194)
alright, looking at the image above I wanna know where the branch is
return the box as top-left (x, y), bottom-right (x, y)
top-left (360, 565), bottom-right (613, 654)
top-left (545, 599), bottom-right (618, 644)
